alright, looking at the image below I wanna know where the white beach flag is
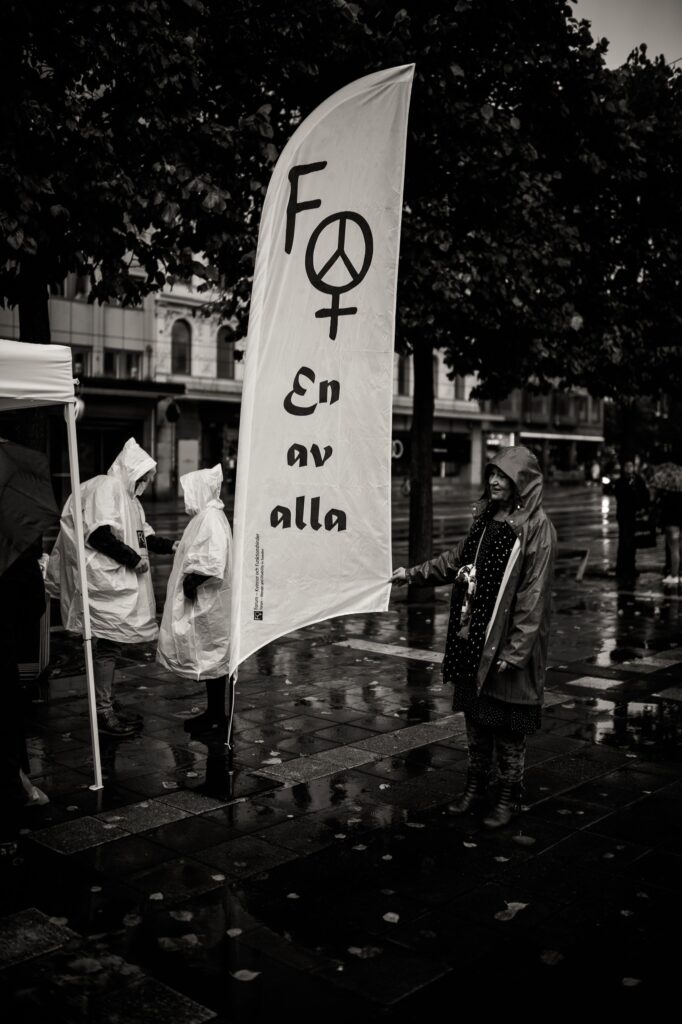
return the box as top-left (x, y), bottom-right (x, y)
top-left (229, 64), bottom-right (414, 677)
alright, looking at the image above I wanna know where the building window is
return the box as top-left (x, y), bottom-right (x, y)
top-left (454, 375), bottom-right (466, 401)
top-left (71, 347), bottom-right (91, 377)
top-left (432, 356), bottom-right (439, 399)
top-left (217, 326), bottom-right (235, 380)
top-left (397, 355), bottom-right (410, 396)
top-left (102, 349), bottom-right (142, 379)
top-left (171, 319), bottom-right (192, 375)
top-left (577, 396), bottom-right (589, 423)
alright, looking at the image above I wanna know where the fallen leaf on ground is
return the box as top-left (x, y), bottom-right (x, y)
top-left (149, 892), bottom-right (164, 901)
top-left (383, 912), bottom-right (399, 924)
top-left (211, 874), bottom-right (226, 882)
top-left (540, 950), bottom-right (564, 966)
top-left (512, 834), bottom-right (536, 847)
top-left (406, 822), bottom-right (425, 829)
top-left (287, 893), bottom-right (300, 900)
top-left (463, 841), bottom-right (477, 849)
top-left (494, 901), bottom-right (528, 922)
top-left (352, 844), bottom-right (367, 851)
top-left (622, 978), bottom-right (641, 987)
top-left (123, 914), bottom-right (142, 927)
top-left (232, 969), bottom-right (261, 982)
top-left (494, 856), bottom-right (510, 863)
top-left (162, 781), bottom-right (178, 789)
top-left (226, 928), bottom-right (242, 938)
top-left (348, 946), bottom-right (383, 959)
top-left (170, 910), bottom-right (194, 922)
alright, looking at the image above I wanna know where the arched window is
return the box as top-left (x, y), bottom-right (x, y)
top-left (397, 355), bottom-right (410, 396)
top-left (171, 319), bottom-right (191, 375)
top-left (454, 375), bottom-right (466, 401)
top-left (217, 326), bottom-right (235, 380)
top-left (432, 355), bottom-right (440, 399)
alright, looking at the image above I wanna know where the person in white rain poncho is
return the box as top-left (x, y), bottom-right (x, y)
top-left (157, 465), bottom-right (232, 734)
top-left (47, 438), bottom-right (178, 736)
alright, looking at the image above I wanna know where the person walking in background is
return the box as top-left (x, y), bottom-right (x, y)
top-left (157, 465), bottom-right (232, 735)
top-left (614, 457), bottom-right (649, 585)
top-left (651, 458), bottom-right (682, 590)
top-left (47, 438), bottom-right (178, 736)
top-left (392, 446), bottom-right (556, 829)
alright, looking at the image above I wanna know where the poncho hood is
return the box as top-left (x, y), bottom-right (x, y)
top-left (107, 438), bottom-right (156, 497)
top-left (482, 445), bottom-right (544, 523)
top-left (181, 464), bottom-right (224, 515)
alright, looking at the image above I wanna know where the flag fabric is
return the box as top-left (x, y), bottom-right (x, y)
top-left (229, 64), bottom-right (414, 676)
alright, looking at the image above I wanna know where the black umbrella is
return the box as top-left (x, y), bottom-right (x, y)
top-left (0, 438), bottom-right (59, 577)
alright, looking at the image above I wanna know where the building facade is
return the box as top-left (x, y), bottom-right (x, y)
top-left (0, 282), bottom-right (604, 499)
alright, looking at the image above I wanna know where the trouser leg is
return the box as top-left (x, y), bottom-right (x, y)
top-left (92, 637), bottom-right (117, 715)
top-left (466, 714), bottom-right (494, 780)
top-left (494, 728), bottom-right (526, 788)
top-left (205, 676), bottom-right (227, 717)
top-left (0, 657), bottom-right (28, 844)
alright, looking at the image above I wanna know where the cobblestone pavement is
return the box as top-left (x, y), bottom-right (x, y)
top-left (2, 487), bottom-right (681, 1020)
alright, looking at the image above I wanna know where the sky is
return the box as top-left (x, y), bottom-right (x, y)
top-left (573, 0), bottom-right (682, 67)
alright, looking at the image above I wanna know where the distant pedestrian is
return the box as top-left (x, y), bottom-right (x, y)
top-left (391, 445), bottom-right (556, 829)
top-left (157, 465), bottom-right (232, 734)
top-left (650, 460), bottom-right (682, 590)
top-left (613, 458), bottom-right (649, 584)
top-left (48, 439), bottom-right (178, 735)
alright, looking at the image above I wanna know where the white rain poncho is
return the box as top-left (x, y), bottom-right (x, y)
top-left (156, 464), bottom-right (232, 681)
top-left (47, 438), bottom-right (158, 643)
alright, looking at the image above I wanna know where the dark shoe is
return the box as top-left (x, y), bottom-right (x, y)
top-left (448, 774), bottom-right (487, 815)
top-left (97, 712), bottom-right (137, 736)
top-left (483, 782), bottom-right (521, 829)
top-left (183, 711), bottom-right (228, 734)
top-left (112, 700), bottom-right (143, 723)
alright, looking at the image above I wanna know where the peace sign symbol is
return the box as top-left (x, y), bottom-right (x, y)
top-left (305, 211), bottom-right (374, 340)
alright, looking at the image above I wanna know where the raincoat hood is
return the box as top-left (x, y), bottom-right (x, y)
top-left (181, 465), bottom-right (224, 516)
top-left (483, 445), bottom-right (544, 523)
top-left (108, 439), bottom-right (156, 497)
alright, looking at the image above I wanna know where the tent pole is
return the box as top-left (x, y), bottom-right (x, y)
top-left (65, 403), bottom-right (103, 790)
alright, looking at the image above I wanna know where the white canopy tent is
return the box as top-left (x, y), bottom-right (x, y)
top-left (0, 338), bottom-right (103, 790)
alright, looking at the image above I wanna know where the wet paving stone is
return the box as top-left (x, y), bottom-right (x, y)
top-left (31, 816), bottom-right (129, 854)
top-left (88, 975), bottom-right (217, 1023)
top-left (0, 908), bottom-right (75, 967)
top-left (73, 834), bottom-right (178, 879)
top-left (195, 835), bottom-right (299, 879)
top-left (96, 799), bottom-right (191, 834)
top-left (129, 857), bottom-right (226, 905)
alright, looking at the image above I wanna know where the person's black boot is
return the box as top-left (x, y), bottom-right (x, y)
top-left (483, 781), bottom-right (521, 829)
top-left (448, 774), bottom-right (487, 815)
top-left (112, 700), bottom-right (143, 723)
top-left (97, 711), bottom-right (137, 736)
top-left (183, 710), bottom-right (228, 734)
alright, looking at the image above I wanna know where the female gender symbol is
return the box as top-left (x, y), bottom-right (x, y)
top-left (304, 212), bottom-right (374, 340)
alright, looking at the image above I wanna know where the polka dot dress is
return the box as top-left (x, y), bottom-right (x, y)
top-left (442, 512), bottom-right (541, 735)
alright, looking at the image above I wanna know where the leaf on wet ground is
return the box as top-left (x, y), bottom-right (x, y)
top-left (211, 874), bottom-right (226, 882)
top-left (67, 958), bottom-right (103, 974)
top-left (48, 916), bottom-right (69, 926)
top-left (226, 928), bottom-right (242, 938)
top-left (185, 771), bottom-right (199, 778)
top-left (463, 841), bottom-right (477, 849)
top-left (162, 781), bottom-right (178, 789)
top-left (123, 914), bottom-right (142, 927)
top-left (406, 822), bottom-right (425, 829)
top-left (170, 910), bottom-right (194, 921)
top-left (381, 854), bottom-right (393, 861)
top-left (379, 784), bottom-right (391, 790)
top-left (262, 758), bottom-right (282, 765)
top-left (494, 901), bottom-right (528, 922)
top-left (512, 834), bottom-right (536, 847)
top-left (494, 856), bottom-right (510, 863)
top-left (620, 909), bottom-right (634, 917)
top-left (622, 978), bottom-right (641, 987)
top-left (90, 885), bottom-right (102, 893)
top-left (540, 949), bottom-right (565, 966)
top-left (149, 892), bottom-right (164, 901)
top-left (383, 912), bottom-right (400, 924)
top-left (352, 844), bottom-right (367, 851)
top-left (232, 969), bottom-right (261, 982)
top-left (286, 893), bottom-right (300, 900)
top-left (158, 934), bottom-right (200, 951)
top-left (334, 833), bottom-right (347, 840)
top-left (348, 946), bottom-right (383, 959)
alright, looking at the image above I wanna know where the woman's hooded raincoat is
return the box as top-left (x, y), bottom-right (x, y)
top-left (46, 438), bottom-right (158, 643)
top-left (156, 465), bottom-right (232, 681)
top-left (407, 445), bottom-right (557, 705)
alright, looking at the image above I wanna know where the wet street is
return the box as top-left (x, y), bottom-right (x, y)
top-left (3, 483), bottom-right (682, 1020)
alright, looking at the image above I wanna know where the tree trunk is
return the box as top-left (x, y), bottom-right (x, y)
top-left (408, 342), bottom-right (434, 603)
